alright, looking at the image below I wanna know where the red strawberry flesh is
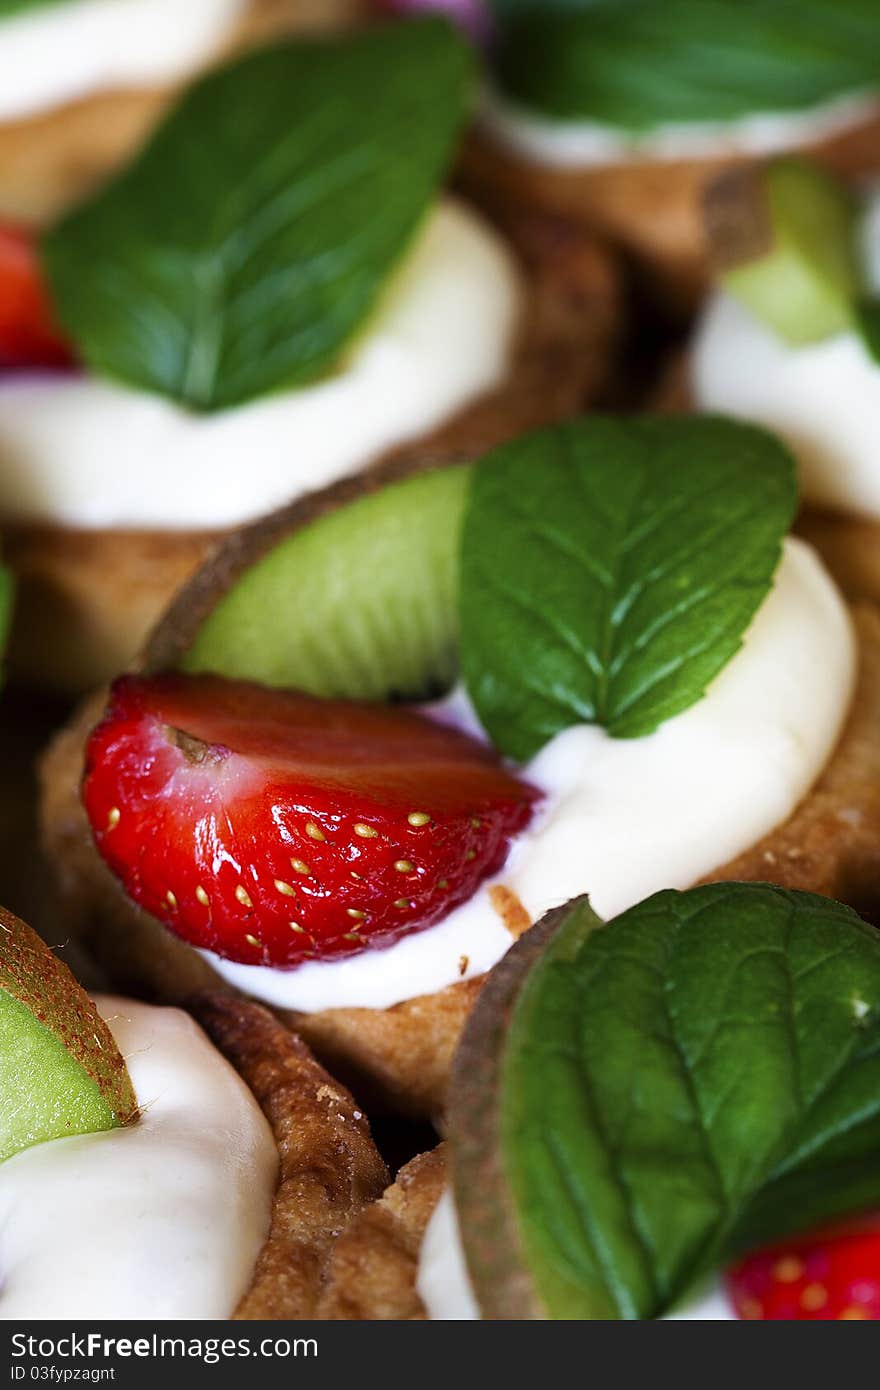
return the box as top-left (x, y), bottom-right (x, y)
top-left (83, 673), bottom-right (539, 968)
top-left (0, 224), bottom-right (73, 370)
top-left (726, 1218), bottom-right (880, 1319)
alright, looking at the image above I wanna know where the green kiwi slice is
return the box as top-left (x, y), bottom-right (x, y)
top-left (704, 157), bottom-right (861, 345)
top-left (176, 463), bottom-right (471, 702)
top-left (0, 908), bottom-right (137, 1164)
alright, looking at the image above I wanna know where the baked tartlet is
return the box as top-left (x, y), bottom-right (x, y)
top-left (0, 19), bottom-right (619, 691)
top-left (322, 883), bottom-right (880, 1320)
top-left (40, 414), bottom-right (880, 1118)
top-left (0, 905), bottom-right (387, 1318)
top-left (0, 0), bottom-right (366, 226)
top-left (456, 0), bottom-right (880, 313)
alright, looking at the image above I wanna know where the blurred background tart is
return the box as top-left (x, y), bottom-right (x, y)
top-left (459, 0), bottom-right (880, 315)
top-left (663, 157), bottom-right (880, 607)
top-left (0, 18), bottom-right (620, 692)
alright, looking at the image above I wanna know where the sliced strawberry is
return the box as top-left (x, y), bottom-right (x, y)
top-left (83, 673), bottom-right (539, 968)
top-left (727, 1219), bottom-right (880, 1319)
top-left (0, 223), bottom-right (73, 369)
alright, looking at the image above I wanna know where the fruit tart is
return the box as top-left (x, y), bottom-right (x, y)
top-left (0, 904), bottom-right (387, 1318)
top-left (41, 413), bottom-right (880, 1117)
top-left (320, 883), bottom-right (880, 1319)
top-left (0, 18), bottom-right (619, 692)
top-left (0, 0), bottom-right (365, 227)
top-left (450, 0), bottom-right (880, 313)
top-left (686, 157), bottom-right (880, 608)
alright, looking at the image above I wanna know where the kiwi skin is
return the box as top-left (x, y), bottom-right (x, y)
top-left (144, 449), bottom-right (473, 696)
top-left (0, 905), bottom-right (138, 1163)
top-left (447, 898), bottom-right (573, 1320)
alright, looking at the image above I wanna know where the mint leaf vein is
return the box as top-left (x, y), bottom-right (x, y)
top-left (460, 416), bottom-right (797, 760)
top-left (42, 19), bottom-right (474, 412)
top-left (487, 885), bottom-right (880, 1318)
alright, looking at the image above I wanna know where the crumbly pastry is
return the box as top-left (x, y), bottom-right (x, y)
top-left (38, 603), bottom-right (880, 1117)
top-left (795, 513), bottom-right (880, 609)
top-left (460, 108), bottom-right (880, 315)
top-left (317, 1146), bottom-right (447, 1320)
top-left (6, 213), bottom-right (619, 692)
top-left (0, 0), bottom-right (368, 225)
top-left (189, 992), bottom-right (389, 1319)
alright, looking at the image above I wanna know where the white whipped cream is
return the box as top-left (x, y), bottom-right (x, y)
top-left (417, 1186), bottom-right (735, 1320)
top-left (0, 199), bottom-right (520, 529)
top-left (207, 537), bottom-right (855, 1013)
top-left (692, 190), bottom-right (880, 520)
top-left (0, 995), bottom-right (277, 1319)
top-left (417, 1186), bottom-right (480, 1320)
top-left (0, 0), bottom-right (245, 124)
top-left (481, 85), bottom-right (880, 168)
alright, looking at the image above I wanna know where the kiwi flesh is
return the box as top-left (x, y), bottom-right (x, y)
top-left (0, 907), bottom-right (137, 1163)
top-left (176, 464), bottom-right (470, 702)
top-left (704, 157), bottom-right (861, 346)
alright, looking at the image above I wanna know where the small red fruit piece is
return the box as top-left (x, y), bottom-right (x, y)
top-left (727, 1219), bottom-right (880, 1319)
top-left (83, 673), bottom-right (539, 968)
top-left (0, 223), bottom-right (73, 369)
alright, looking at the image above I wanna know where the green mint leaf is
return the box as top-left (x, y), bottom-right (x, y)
top-left (451, 884), bottom-right (880, 1319)
top-left (856, 296), bottom-right (880, 364)
top-left (489, 1), bottom-right (880, 129)
top-left (0, 1), bottom-right (70, 15)
top-left (42, 19), bottom-right (474, 412)
top-left (459, 415), bottom-right (796, 761)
